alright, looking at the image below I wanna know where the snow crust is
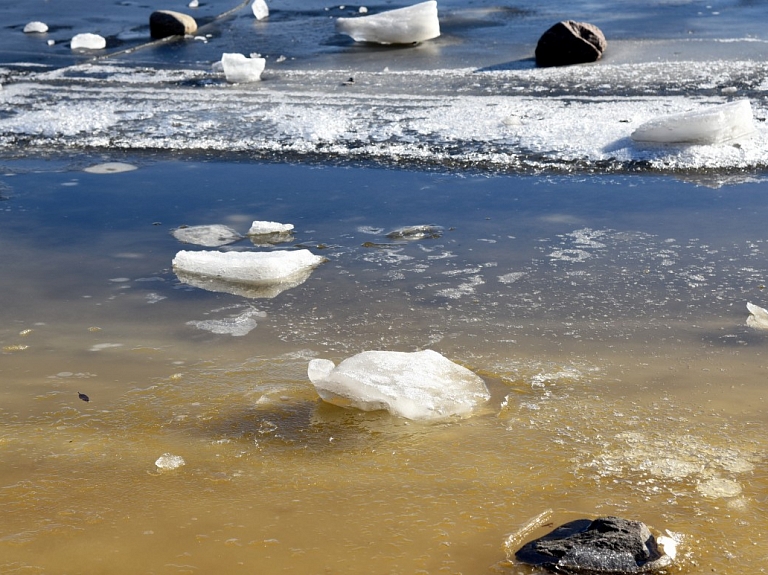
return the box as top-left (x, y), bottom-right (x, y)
top-left (71, 33), bottom-right (106, 50)
top-left (336, 1), bottom-right (440, 45)
top-left (307, 349), bottom-right (490, 420)
top-left (220, 53), bottom-right (266, 83)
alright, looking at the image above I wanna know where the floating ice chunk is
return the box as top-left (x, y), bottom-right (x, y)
top-left (187, 308), bottom-right (265, 336)
top-left (71, 33), bottom-right (106, 50)
top-left (746, 302), bottom-right (768, 329)
top-left (189, 0), bottom-right (199, 7)
top-left (173, 249), bottom-right (325, 298)
top-left (252, 0), bottom-right (269, 20)
top-left (23, 21), bottom-right (48, 34)
top-left (221, 53), bottom-right (266, 83)
top-left (155, 453), bottom-right (185, 470)
top-left (631, 100), bottom-right (756, 145)
top-left (83, 162), bottom-right (137, 174)
top-left (386, 224), bottom-right (443, 240)
top-left (248, 220), bottom-right (294, 235)
top-left (172, 225), bottom-right (242, 247)
top-left (336, 0), bottom-right (440, 45)
top-left (308, 349), bottom-right (490, 420)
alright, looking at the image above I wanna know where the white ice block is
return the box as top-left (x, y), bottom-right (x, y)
top-left (71, 33), bottom-right (106, 50)
top-left (308, 349), bottom-right (489, 420)
top-left (631, 100), bottom-right (756, 145)
top-left (221, 53), bottom-right (266, 83)
top-left (248, 220), bottom-right (294, 235)
top-left (746, 302), bottom-right (768, 330)
top-left (23, 21), bottom-right (48, 34)
top-left (252, 0), bottom-right (269, 20)
top-left (336, 1), bottom-right (440, 45)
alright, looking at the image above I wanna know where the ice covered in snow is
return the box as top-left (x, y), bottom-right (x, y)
top-left (746, 302), bottom-right (768, 329)
top-left (71, 33), bottom-right (106, 50)
top-left (172, 224), bottom-right (242, 247)
top-left (307, 349), bottom-right (490, 420)
top-left (220, 53), bottom-right (266, 83)
top-left (173, 249), bottom-right (325, 298)
top-left (23, 21), bottom-right (48, 34)
top-left (336, 0), bottom-right (440, 45)
top-left (155, 453), bottom-right (185, 470)
top-left (252, 0), bottom-right (269, 20)
top-left (248, 220), bottom-right (294, 235)
top-left (631, 100), bottom-right (756, 145)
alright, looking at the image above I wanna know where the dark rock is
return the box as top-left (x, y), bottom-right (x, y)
top-left (535, 20), bottom-right (607, 67)
top-left (149, 10), bottom-right (198, 39)
top-left (515, 516), bottom-right (673, 574)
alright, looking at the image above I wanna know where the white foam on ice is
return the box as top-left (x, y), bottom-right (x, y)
top-left (308, 349), bottom-right (490, 420)
top-left (71, 33), bottom-right (106, 50)
top-left (220, 53), bottom-right (266, 83)
top-left (746, 302), bottom-right (768, 329)
top-left (336, 0), bottom-right (440, 45)
top-left (172, 225), bottom-right (242, 247)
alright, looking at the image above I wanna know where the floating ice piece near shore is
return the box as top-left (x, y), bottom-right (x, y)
top-left (173, 249), bottom-right (325, 298)
top-left (386, 224), bottom-right (443, 240)
top-left (187, 308), bottom-right (265, 336)
top-left (71, 33), bottom-right (106, 50)
top-left (631, 100), bottom-right (756, 145)
top-left (336, 0), bottom-right (440, 45)
top-left (221, 53), bottom-right (266, 83)
top-left (23, 21), bottom-right (48, 34)
top-left (172, 225), bottom-right (242, 247)
top-left (83, 162), bottom-right (137, 174)
top-left (252, 0), bottom-right (269, 20)
top-left (155, 453), bottom-right (185, 470)
top-left (746, 302), bottom-right (768, 329)
top-left (308, 349), bottom-right (489, 420)
top-left (248, 220), bottom-right (294, 235)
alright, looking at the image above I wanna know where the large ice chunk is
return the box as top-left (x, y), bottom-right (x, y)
top-left (308, 349), bottom-right (490, 420)
top-left (71, 33), bottom-right (106, 50)
top-left (173, 249), bottom-right (325, 298)
top-left (221, 53), bottom-right (266, 83)
top-left (746, 302), bottom-right (768, 330)
top-left (631, 100), bottom-right (756, 145)
top-left (252, 0), bottom-right (269, 20)
top-left (336, 1), bottom-right (440, 45)
top-left (23, 21), bottom-right (48, 34)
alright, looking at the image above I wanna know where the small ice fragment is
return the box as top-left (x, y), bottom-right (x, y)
top-left (656, 535), bottom-right (677, 561)
top-left (71, 33), bottom-right (106, 50)
top-left (89, 343), bottom-right (123, 352)
top-left (220, 53), bottom-right (266, 83)
top-left (252, 0), bottom-right (269, 20)
top-left (308, 349), bottom-right (490, 420)
top-left (172, 224), bottom-right (242, 247)
top-left (83, 162), bottom-right (137, 174)
top-left (631, 100), bottom-right (756, 145)
top-left (386, 224), bottom-right (443, 240)
top-left (47, 39), bottom-right (55, 46)
top-left (189, 0), bottom-right (199, 7)
top-left (187, 309), bottom-right (265, 336)
top-left (155, 453), bottom-right (185, 470)
top-left (247, 220), bottom-right (294, 235)
top-left (336, 0), bottom-right (440, 45)
top-left (746, 302), bottom-right (768, 329)
top-left (23, 21), bottom-right (48, 34)
top-left (359, 6), bottom-right (368, 13)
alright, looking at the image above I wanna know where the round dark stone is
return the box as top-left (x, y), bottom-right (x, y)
top-left (535, 20), bottom-right (607, 67)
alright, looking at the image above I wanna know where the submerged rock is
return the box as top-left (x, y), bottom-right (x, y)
top-left (631, 100), bottom-right (756, 145)
top-left (307, 349), bottom-right (490, 420)
top-left (535, 21), bottom-right (606, 67)
top-left (515, 516), bottom-right (676, 574)
top-left (149, 10), bottom-right (198, 39)
top-left (221, 53), bottom-right (266, 83)
top-left (746, 302), bottom-right (768, 330)
top-left (71, 33), bottom-right (106, 50)
top-left (336, 0), bottom-right (440, 45)
top-left (172, 224), bottom-right (242, 247)
top-left (172, 249), bottom-right (325, 298)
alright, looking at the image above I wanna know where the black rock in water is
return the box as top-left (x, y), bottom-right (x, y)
top-left (515, 516), bottom-right (672, 574)
top-left (535, 20), bottom-right (607, 67)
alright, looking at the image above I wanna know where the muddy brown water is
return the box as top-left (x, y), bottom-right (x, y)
top-left (0, 158), bottom-right (766, 574)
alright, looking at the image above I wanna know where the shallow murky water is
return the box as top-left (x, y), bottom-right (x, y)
top-left (1, 157), bottom-right (767, 574)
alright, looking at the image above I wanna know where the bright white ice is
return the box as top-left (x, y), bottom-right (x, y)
top-left (336, 0), bottom-right (440, 45)
top-left (248, 220), bottom-right (294, 235)
top-left (155, 453), bottom-right (185, 470)
top-left (220, 53), bottom-right (266, 83)
top-left (746, 302), bottom-right (768, 329)
top-left (631, 100), bottom-right (756, 145)
top-left (71, 33), bottom-right (106, 50)
top-left (172, 224), bottom-right (242, 247)
top-left (307, 349), bottom-right (490, 420)
top-left (252, 0), bottom-right (269, 20)
top-left (23, 21), bottom-right (48, 34)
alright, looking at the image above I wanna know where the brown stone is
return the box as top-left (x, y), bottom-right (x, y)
top-left (149, 10), bottom-right (198, 39)
top-left (535, 20), bottom-right (607, 67)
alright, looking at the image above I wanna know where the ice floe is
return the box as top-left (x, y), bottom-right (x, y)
top-left (746, 302), bottom-right (768, 329)
top-left (71, 33), bottom-right (106, 50)
top-left (172, 249), bottom-right (325, 298)
top-left (252, 0), bottom-right (269, 20)
top-left (172, 224), bottom-right (242, 247)
top-left (336, 0), bottom-right (440, 45)
top-left (248, 220), bottom-right (294, 235)
top-left (220, 53), bottom-right (266, 83)
top-left (307, 349), bottom-right (490, 420)
top-left (631, 100), bottom-right (756, 145)
top-left (83, 162), bottom-right (137, 174)
top-left (23, 22), bottom-right (48, 34)
top-left (155, 453), bottom-right (185, 470)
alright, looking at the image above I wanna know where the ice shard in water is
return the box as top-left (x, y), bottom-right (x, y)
top-left (220, 53), bottom-right (266, 83)
top-left (308, 349), bottom-right (490, 420)
top-left (746, 302), bottom-right (768, 330)
top-left (172, 249), bottom-right (325, 298)
top-left (336, 1), bottom-right (440, 45)
top-left (631, 100), bottom-right (756, 145)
